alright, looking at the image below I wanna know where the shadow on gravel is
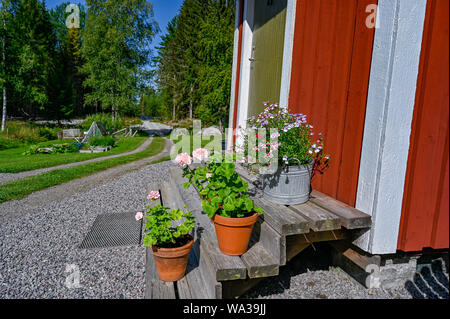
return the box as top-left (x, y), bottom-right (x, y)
top-left (405, 257), bottom-right (449, 299)
top-left (244, 243), bottom-right (333, 298)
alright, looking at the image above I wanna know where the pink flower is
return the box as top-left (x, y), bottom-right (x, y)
top-left (135, 211), bottom-right (143, 221)
top-left (192, 148), bottom-right (209, 162)
top-left (147, 191), bottom-right (160, 200)
top-left (270, 132), bottom-right (280, 139)
top-left (175, 153), bottom-right (193, 167)
top-left (206, 173), bottom-right (213, 179)
top-left (264, 151), bottom-right (274, 159)
top-left (270, 142), bottom-right (281, 151)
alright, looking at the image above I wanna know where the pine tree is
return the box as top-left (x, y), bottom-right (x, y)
top-left (9, 0), bottom-right (56, 118)
top-left (154, 0), bottom-right (235, 128)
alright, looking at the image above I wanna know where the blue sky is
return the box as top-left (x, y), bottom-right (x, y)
top-left (45, 0), bottom-right (184, 51)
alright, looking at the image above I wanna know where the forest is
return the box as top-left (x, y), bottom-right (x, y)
top-left (0, 0), bottom-right (235, 131)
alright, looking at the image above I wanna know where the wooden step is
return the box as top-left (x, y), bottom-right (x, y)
top-left (177, 239), bottom-right (222, 299)
top-left (170, 167), bottom-right (284, 281)
top-left (289, 201), bottom-right (342, 232)
top-left (309, 190), bottom-right (372, 229)
top-left (241, 242), bottom-right (279, 278)
top-left (169, 168), bottom-right (248, 282)
top-left (252, 197), bottom-right (311, 235)
top-left (145, 247), bottom-right (176, 299)
top-left (144, 183), bottom-right (176, 299)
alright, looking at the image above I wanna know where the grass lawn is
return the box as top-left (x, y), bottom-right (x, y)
top-left (0, 137), bottom-right (165, 204)
top-left (0, 137), bottom-right (148, 173)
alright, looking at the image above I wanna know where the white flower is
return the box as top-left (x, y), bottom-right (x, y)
top-left (135, 212), bottom-right (143, 221)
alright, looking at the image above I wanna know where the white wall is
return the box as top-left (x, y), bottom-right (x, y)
top-left (279, 0), bottom-right (297, 108)
top-left (354, 0), bottom-right (427, 254)
top-left (226, 0), bottom-right (243, 150)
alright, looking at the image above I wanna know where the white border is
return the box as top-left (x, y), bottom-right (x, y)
top-left (354, 0), bottom-right (427, 254)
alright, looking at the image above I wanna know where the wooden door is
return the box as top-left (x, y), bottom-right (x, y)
top-left (247, 0), bottom-right (287, 118)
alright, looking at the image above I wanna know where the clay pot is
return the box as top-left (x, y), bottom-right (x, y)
top-left (151, 235), bottom-right (194, 282)
top-left (212, 213), bottom-right (258, 256)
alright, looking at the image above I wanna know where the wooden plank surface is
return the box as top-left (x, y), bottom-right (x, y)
top-left (241, 242), bottom-right (279, 278)
top-left (258, 222), bottom-right (286, 266)
top-left (252, 197), bottom-right (311, 235)
top-left (289, 201), bottom-right (342, 231)
top-left (309, 190), bottom-right (371, 229)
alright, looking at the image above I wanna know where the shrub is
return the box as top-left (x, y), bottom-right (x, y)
top-left (0, 137), bottom-right (23, 150)
top-left (22, 143), bottom-right (79, 155)
top-left (38, 127), bottom-right (58, 141)
top-left (88, 136), bottom-right (116, 148)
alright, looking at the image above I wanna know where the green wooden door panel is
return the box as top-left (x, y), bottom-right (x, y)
top-left (248, 0), bottom-right (287, 118)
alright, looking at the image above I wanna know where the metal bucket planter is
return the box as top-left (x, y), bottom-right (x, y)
top-left (262, 159), bottom-right (313, 205)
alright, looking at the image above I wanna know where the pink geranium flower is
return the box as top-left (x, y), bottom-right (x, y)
top-left (206, 173), bottom-right (212, 179)
top-left (135, 211), bottom-right (143, 221)
top-left (192, 148), bottom-right (209, 162)
top-left (175, 153), bottom-right (193, 167)
top-left (147, 191), bottom-right (160, 200)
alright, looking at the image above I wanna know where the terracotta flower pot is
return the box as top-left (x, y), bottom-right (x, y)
top-left (151, 235), bottom-right (194, 282)
top-left (213, 213), bottom-right (258, 256)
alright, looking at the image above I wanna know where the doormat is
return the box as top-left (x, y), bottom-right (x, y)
top-left (79, 211), bottom-right (143, 249)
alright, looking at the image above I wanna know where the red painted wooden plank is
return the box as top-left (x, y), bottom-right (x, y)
top-left (336, 0), bottom-right (377, 206)
top-left (397, 0), bottom-right (449, 252)
top-left (289, 0), bottom-right (376, 206)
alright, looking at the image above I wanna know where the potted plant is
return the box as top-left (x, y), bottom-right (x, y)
top-left (237, 102), bottom-right (330, 205)
top-left (175, 149), bottom-right (263, 256)
top-left (137, 190), bottom-right (195, 282)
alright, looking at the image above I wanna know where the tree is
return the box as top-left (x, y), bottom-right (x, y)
top-left (49, 2), bottom-right (86, 119)
top-left (154, 0), bottom-right (235, 128)
top-left (8, 0), bottom-right (56, 118)
top-left (81, 0), bottom-right (158, 121)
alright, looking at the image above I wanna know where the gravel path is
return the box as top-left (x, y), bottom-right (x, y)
top-left (0, 160), bottom-right (177, 298)
top-left (0, 137), bottom-right (154, 185)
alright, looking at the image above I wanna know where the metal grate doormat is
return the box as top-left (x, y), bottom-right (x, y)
top-left (79, 211), bottom-right (143, 249)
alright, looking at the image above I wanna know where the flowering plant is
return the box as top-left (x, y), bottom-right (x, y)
top-left (137, 190), bottom-right (195, 248)
top-left (175, 149), bottom-right (263, 219)
top-left (239, 102), bottom-right (330, 177)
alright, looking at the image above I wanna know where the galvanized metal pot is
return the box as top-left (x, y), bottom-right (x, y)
top-left (262, 160), bottom-right (313, 205)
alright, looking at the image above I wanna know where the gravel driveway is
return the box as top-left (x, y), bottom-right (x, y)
top-left (0, 160), bottom-right (177, 298)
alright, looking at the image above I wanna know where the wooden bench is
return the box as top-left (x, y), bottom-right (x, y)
top-left (144, 165), bottom-right (372, 299)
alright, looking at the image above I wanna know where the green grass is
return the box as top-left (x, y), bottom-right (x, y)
top-left (0, 137), bottom-right (148, 173)
top-left (0, 137), bottom-right (165, 204)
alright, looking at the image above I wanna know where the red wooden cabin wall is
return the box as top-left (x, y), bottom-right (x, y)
top-left (397, 0), bottom-right (449, 252)
top-left (288, 0), bottom-right (377, 207)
